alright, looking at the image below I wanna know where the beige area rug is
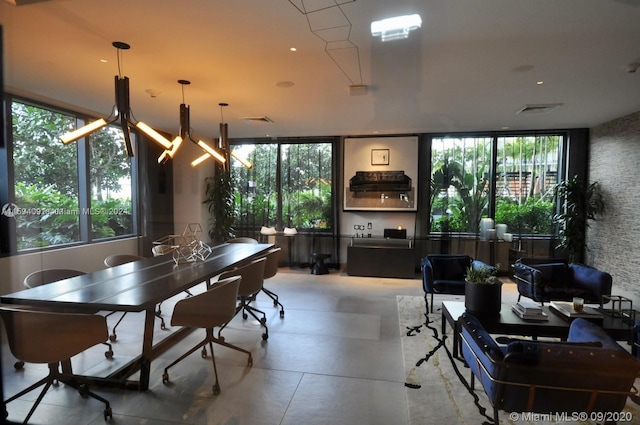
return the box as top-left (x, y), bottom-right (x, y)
top-left (398, 294), bottom-right (640, 425)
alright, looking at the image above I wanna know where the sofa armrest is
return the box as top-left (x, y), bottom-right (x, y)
top-left (569, 263), bottom-right (612, 304)
top-left (568, 317), bottom-right (623, 350)
top-left (420, 256), bottom-right (435, 293)
top-left (459, 313), bottom-right (505, 404)
top-left (513, 262), bottom-right (550, 301)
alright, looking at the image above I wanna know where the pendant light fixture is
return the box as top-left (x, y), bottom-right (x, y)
top-left (158, 80), bottom-right (225, 165)
top-left (60, 41), bottom-right (173, 156)
top-left (190, 103), bottom-right (253, 169)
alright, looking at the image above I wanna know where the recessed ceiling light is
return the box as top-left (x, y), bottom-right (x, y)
top-left (536, 81), bottom-right (544, 85)
top-left (371, 14), bottom-right (422, 42)
top-left (290, 47), bottom-right (297, 52)
top-left (275, 81), bottom-right (295, 88)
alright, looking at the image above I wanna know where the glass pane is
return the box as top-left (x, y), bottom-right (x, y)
top-left (231, 144), bottom-right (278, 229)
top-left (495, 135), bottom-right (560, 235)
top-left (281, 142), bottom-right (332, 230)
top-left (430, 136), bottom-right (492, 233)
top-left (11, 102), bottom-right (81, 250)
top-left (88, 125), bottom-right (134, 239)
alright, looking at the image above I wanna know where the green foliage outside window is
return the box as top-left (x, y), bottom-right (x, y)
top-left (430, 135), bottom-right (560, 235)
top-left (11, 100), bottom-right (134, 250)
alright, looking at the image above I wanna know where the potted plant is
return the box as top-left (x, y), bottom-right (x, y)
top-left (553, 175), bottom-right (605, 263)
top-left (464, 263), bottom-right (502, 316)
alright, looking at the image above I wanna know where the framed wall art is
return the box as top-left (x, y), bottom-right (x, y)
top-left (371, 149), bottom-right (389, 165)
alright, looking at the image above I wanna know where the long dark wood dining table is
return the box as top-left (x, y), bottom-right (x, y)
top-left (0, 242), bottom-right (273, 391)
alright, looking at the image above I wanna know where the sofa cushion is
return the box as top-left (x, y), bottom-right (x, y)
top-left (431, 280), bottom-right (466, 295)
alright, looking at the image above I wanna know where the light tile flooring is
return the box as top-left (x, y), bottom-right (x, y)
top-left (1, 268), bottom-right (425, 425)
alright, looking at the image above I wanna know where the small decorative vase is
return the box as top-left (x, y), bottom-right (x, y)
top-left (464, 281), bottom-right (502, 316)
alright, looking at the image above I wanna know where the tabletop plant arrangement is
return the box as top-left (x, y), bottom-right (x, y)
top-left (464, 263), bottom-right (502, 316)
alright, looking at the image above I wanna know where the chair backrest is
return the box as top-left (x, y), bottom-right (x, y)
top-left (218, 257), bottom-right (266, 297)
top-left (226, 237), bottom-right (259, 244)
top-left (23, 268), bottom-right (85, 289)
top-left (171, 276), bottom-right (241, 328)
top-left (263, 247), bottom-right (281, 280)
top-left (426, 254), bottom-right (472, 281)
top-left (152, 244), bottom-right (174, 257)
top-left (0, 307), bottom-right (108, 364)
top-left (104, 254), bottom-right (144, 267)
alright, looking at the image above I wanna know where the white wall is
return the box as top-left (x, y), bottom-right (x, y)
top-left (171, 140), bottom-right (214, 243)
top-left (0, 237), bottom-right (139, 295)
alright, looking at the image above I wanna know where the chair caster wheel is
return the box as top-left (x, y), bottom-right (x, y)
top-left (105, 350), bottom-right (114, 359)
top-left (201, 348), bottom-right (207, 358)
top-left (78, 383), bottom-right (89, 398)
top-left (109, 334), bottom-right (117, 342)
top-left (248, 356), bottom-right (253, 366)
top-left (104, 407), bottom-right (113, 420)
top-left (213, 383), bottom-right (220, 395)
top-left (242, 313), bottom-right (248, 320)
top-left (262, 333), bottom-right (268, 341)
top-left (161, 323), bottom-right (167, 330)
top-left (162, 372), bottom-right (169, 384)
top-left (279, 311), bottom-right (285, 318)
top-left (219, 336), bottom-right (225, 343)
top-left (273, 301), bottom-right (278, 307)
top-left (260, 317), bottom-right (267, 325)
top-left (14, 361), bottom-right (24, 370)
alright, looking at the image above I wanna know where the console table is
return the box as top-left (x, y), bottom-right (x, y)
top-left (346, 237), bottom-right (415, 279)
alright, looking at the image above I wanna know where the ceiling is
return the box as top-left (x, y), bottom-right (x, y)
top-left (2, 0), bottom-right (640, 140)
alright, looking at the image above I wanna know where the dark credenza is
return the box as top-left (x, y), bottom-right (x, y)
top-left (346, 238), bottom-right (415, 279)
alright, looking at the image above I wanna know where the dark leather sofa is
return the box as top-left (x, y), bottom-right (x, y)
top-left (513, 258), bottom-right (612, 305)
top-left (421, 254), bottom-right (492, 314)
top-left (460, 312), bottom-right (639, 423)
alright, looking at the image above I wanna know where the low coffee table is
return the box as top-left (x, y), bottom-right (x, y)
top-left (441, 301), bottom-right (634, 358)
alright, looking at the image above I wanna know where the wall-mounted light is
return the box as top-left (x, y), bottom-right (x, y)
top-left (60, 42), bottom-right (172, 157)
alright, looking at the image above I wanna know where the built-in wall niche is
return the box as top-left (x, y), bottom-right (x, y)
top-left (343, 136), bottom-right (418, 211)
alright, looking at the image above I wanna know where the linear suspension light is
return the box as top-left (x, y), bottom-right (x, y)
top-left (60, 42), bottom-right (172, 157)
top-left (158, 80), bottom-right (226, 166)
top-left (189, 103), bottom-right (253, 169)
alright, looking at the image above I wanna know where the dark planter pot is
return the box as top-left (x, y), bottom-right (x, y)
top-left (464, 281), bottom-right (502, 316)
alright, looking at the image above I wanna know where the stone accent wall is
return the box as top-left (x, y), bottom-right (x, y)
top-left (588, 111), bottom-right (640, 301)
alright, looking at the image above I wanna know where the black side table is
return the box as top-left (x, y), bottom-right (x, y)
top-left (310, 253), bottom-right (330, 275)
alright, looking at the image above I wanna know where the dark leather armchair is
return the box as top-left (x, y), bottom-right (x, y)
top-left (460, 312), bottom-right (639, 423)
top-left (421, 254), bottom-right (491, 314)
top-left (513, 258), bottom-right (612, 305)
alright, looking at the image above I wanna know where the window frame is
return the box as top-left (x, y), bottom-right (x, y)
top-left (1, 94), bottom-right (139, 255)
top-left (229, 136), bottom-right (338, 235)
top-left (426, 130), bottom-right (567, 238)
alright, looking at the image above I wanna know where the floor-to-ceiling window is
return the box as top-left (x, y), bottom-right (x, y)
top-left (231, 139), bottom-right (334, 232)
top-left (230, 137), bottom-right (337, 266)
top-left (429, 132), bottom-right (563, 237)
top-left (3, 97), bottom-right (137, 252)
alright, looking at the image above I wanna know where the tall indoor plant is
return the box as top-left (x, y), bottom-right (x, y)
top-left (553, 175), bottom-right (605, 263)
top-left (203, 165), bottom-right (235, 244)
